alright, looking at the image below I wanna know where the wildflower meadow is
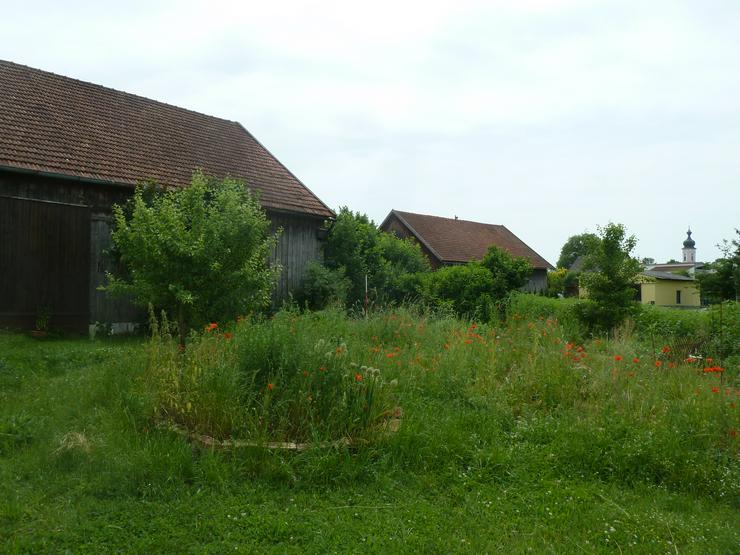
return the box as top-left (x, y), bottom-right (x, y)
top-left (1, 297), bottom-right (738, 552)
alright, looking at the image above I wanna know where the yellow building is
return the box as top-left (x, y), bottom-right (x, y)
top-left (637, 271), bottom-right (700, 307)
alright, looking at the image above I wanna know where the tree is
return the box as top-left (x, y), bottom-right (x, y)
top-left (480, 245), bottom-right (532, 297)
top-left (557, 232), bottom-right (599, 269)
top-left (105, 172), bottom-right (278, 346)
top-left (697, 229), bottom-right (740, 303)
top-left (323, 207), bottom-right (430, 306)
top-left (577, 223), bottom-right (642, 332)
top-left (323, 207), bottom-right (382, 305)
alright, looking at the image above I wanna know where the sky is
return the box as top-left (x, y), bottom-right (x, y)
top-left (2, 0), bottom-right (739, 265)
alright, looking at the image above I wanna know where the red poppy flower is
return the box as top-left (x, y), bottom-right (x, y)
top-left (654, 360), bottom-right (662, 368)
top-left (267, 383), bottom-right (274, 391)
top-left (614, 355), bottom-right (622, 362)
top-left (632, 357), bottom-right (639, 363)
top-left (662, 346), bottom-right (670, 353)
top-left (205, 322), bottom-right (218, 332)
top-left (711, 386), bottom-right (719, 394)
top-left (355, 373), bottom-right (363, 382)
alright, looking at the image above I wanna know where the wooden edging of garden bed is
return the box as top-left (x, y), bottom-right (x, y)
top-left (160, 408), bottom-right (402, 452)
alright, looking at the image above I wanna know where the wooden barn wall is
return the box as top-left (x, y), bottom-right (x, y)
top-left (1, 171), bottom-right (325, 328)
top-left (1, 171), bottom-right (139, 329)
top-left (268, 212), bottom-right (324, 302)
top-left (0, 196), bottom-right (90, 331)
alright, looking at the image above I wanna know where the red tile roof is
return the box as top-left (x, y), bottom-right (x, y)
top-left (0, 60), bottom-right (333, 218)
top-left (383, 210), bottom-right (553, 270)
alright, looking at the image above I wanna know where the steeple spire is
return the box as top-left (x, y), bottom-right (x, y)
top-left (682, 228), bottom-right (696, 263)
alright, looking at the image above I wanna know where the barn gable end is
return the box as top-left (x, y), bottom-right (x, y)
top-left (0, 60), bottom-right (334, 332)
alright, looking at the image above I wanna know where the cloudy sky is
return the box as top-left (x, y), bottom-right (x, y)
top-left (2, 0), bottom-right (738, 265)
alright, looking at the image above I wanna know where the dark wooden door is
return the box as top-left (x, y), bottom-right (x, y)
top-left (0, 196), bottom-right (90, 332)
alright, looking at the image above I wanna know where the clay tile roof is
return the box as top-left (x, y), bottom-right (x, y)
top-left (386, 210), bottom-right (553, 270)
top-left (0, 60), bottom-right (333, 219)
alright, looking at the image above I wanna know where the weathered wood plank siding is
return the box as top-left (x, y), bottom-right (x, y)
top-left (0, 195), bottom-right (90, 331)
top-left (268, 211), bottom-right (325, 302)
top-left (1, 171), bottom-right (326, 328)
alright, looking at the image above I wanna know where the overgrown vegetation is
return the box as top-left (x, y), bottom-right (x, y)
top-left (576, 223), bottom-right (642, 332)
top-left (306, 207), bottom-right (430, 309)
top-left (104, 172), bottom-right (278, 346)
top-left (419, 245), bottom-right (531, 321)
top-left (698, 228), bottom-right (740, 303)
top-left (1, 303), bottom-right (737, 552)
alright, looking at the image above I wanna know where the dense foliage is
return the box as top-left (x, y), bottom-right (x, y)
top-left (105, 172), bottom-right (277, 345)
top-left (420, 246), bottom-right (531, 320)
top-left (556, 232), bottom-right (599, 269)
top-left (698, 229), bottom-right (740, 303)
top-left (316, 207), bottom-right (430, 307)
top-left (577, 223), bottom-right (642, 332)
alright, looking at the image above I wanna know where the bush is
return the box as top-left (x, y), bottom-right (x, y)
top-left (294, 262), bottom-right (350, 310)
top-left (105, 172), bottom-right (277, 346)
top-left (420, 263), bottom-right (499, 321)
top-left (419, 246), bottom-right (532, 321)
top-left (323, 207), bottom-right (430, 306)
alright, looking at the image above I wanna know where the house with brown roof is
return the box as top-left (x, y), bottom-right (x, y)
top-left (0, 60), bottom-right (333, 332)
top-left (379, 210), bottom-right (553, 292)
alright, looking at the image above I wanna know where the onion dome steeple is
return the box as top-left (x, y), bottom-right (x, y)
top-left (682, 228), bottom-right (696, 263)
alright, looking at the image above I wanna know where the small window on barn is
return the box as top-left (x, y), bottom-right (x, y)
top-left (676, 290), bottom-right (681, 304)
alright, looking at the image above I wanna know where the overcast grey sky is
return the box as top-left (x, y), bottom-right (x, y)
top-left (2, 0), bottom-right (738, 265)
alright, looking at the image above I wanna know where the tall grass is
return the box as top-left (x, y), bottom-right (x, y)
top-left (136, 306), bottom-right (740, 499)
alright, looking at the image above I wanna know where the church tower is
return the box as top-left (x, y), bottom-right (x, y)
top-left (682, 229), bottom-right (696, 263)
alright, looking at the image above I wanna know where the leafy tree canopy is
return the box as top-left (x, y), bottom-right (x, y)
top-left (557, 232), bottom-right (600, 269)
top-left (105, 172), bottom-right (278, 345)
top-left (577, 223), bottom-right (642, 332)
top-left (321, 207), bottom-right (430, 307)
top-left (697, 229), bottom-right (740, 303)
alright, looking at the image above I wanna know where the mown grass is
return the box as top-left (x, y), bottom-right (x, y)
top-left (1, 307), bottom-right (738, 553)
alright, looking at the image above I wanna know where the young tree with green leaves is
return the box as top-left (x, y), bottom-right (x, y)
top-left (320, 207), bottom-right (429, 307)
top-left (104, 172), bottom-right (278, 346)
top-left (557, 232), bottom-right (600, 269)
top-left (576, 223), bottom-right (642, 332)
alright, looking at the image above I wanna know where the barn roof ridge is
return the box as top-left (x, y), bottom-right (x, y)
top-left (0, 59), bottom-right (334, 219)
top-left (383, 209), bottom-right (554, 270)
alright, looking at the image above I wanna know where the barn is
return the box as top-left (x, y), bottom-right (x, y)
top-left (380, 210), bottom-right (553, 292)
top-left (0, 60), bottom-right (334, 333)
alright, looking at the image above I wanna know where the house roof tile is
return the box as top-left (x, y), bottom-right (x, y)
top-left (384, 210), bottom-right (553, 270)
top-left (0, 60), bottom-right (333, 219)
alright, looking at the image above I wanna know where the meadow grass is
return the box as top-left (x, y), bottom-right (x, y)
top-left (1, 307), bottom-right (738, 553)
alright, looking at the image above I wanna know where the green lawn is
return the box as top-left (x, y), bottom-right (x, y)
top-left (1, 311), bottom-right (738, 553)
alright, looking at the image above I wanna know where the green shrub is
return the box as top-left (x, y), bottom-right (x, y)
top-left (419, 246), bottom-right (532, 321)
top-left (323, 207), bottom-right (430, 306)
top-left (420, 263), bottom-right (499, 321)
top-left (294, 262), bottom-right (350, 310)
top-left (105, 171), bottom-right (277, 346)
